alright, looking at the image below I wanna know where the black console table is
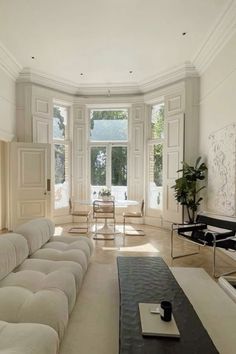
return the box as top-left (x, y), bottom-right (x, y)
top-left (117, 256), bottom-right (218, 354)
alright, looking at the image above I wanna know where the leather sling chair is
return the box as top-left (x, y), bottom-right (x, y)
top-left (171, 212), bottom-right (236, 278)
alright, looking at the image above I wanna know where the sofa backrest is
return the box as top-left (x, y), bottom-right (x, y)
top-left (0, 233), bottom-right (29, 280)
top-left (15, 218), bottom-right (55, 255)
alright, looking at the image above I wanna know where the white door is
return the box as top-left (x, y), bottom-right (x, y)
top-left (9, 142), bottom-right (51, 229)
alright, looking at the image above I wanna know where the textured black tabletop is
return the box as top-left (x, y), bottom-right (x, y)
top-left (117, 256), bottom-right (218, 354)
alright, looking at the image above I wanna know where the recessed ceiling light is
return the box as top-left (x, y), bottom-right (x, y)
top-left (182, 32), bottom-right (187, 36)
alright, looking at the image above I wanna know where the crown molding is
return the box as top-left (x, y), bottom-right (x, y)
top-left (140, 61), bottom-right (198, 93)
top-left (17, 68), bottom-right (142, 96)
top-left (0, 41), bottom-right (22, 80)
top-left (75, 83), bottom-right (142, 96)
top-left (193, 0), bottom-right (236, 75)
top-left (17, 68), bottom-right (80, 94)
top-left (17, 62), bottom-right (198, 97)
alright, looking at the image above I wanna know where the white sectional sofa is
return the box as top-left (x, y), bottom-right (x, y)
top-left (0, 218), bottom-right (94, 354)
top-left (0, 320), bottom-right (59, 354)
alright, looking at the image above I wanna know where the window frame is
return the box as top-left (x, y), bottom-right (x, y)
top-left (52, 102), bottom-right (72, 216)
top-left (88, 107), bottom-right (129, 200)
top-left (146, 101), bottom-right (165, 217)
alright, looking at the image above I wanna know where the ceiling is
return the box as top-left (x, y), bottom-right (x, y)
top-left (0, 0), bottom-right (230, 87)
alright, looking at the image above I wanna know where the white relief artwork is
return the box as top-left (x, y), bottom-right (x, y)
top-left (208, 124), bottom-right (236, 216)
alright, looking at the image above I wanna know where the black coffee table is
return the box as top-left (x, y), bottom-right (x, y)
top-left (117, 256), bottom-right (218, 354)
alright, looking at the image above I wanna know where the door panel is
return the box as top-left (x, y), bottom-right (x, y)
top-left (163, 113), bottom-right (184, 223)
top-left (10, 142), bottom-right (51, 229)
top-left (33, 115), bottom-right (51, 143)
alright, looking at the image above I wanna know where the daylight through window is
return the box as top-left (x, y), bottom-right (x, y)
top-left (148, 103), bottom-right (164, 210)
top-left (90, 109), bottom-right (128, 200)
top-left (53, 104), bottom-right (70, 210)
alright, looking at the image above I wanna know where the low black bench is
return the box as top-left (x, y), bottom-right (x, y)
top-left (117, 256), bottom-right (218, 354)
top-left (171, 212), bottom-right (236, 277)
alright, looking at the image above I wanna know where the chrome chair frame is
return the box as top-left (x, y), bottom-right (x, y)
top-left (171, 213), bottom-right (236, 278)
top-left (93, 200), bottom-right (116, 240)
top-left (123, 199), bottom-right (145, 235)
top-left (69, 198), bottom-right (91, 234)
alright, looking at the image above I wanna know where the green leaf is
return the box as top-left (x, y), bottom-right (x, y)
top-left (195, 156), bottom-right (201, 168)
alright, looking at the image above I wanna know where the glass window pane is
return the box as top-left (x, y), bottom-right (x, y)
top-left (148, 144), bottom-right (163, 209)
top-left (90, 110), bottom-right (128, 141)
top-left (53, 105), bottom-right (68, 140)
top-left (112, 147), bottom-right (127, 186)
top-left (91, 147), bottom-right (107, 188)
top-left (112, 146), bottom-right (127, 200)
top-left (54, 144), bottom-right (69, 209)
top-left (151, 103), bottom-right (164, 139)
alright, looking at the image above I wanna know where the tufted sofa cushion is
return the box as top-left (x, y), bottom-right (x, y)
top-left (50, 235), bottom-right (94, 256)
top-left (0, 320), bottom-right (59, 354)
top-left (30, 248), bottom-right (88, 273)
top-left (0, 233), bottom-right (29, 281)
top-left (15, 218), bottom-right (54, 255)
top-left (0, 286), bottom-right (68, 340)
top-left (0, 270), bottom-right (76, 314)
top-left (43, 239), bottom-right (91, 261)
top-left (17, 258), bottom-right (84, 292)
top-left (15, 219), bottom-right (93, 273)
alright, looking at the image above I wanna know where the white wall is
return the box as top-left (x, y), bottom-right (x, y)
top-left (0, 66), bottom-right (16, 141)
top-left (199, 33), bottom-right (236, 156)
top-left (199, 33), bottom-right (236, 213)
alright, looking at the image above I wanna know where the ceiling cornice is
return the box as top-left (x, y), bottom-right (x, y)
top-left (140, 61), bottom-right (198, 93)
top-left (16, 62), bottom-right (198, 96)
top-left (16, 67), bottom-right (143, 96)
top-left (0, 41), bottom-right (22, 80)
top-left (193, 0), bottom-right (236, 75)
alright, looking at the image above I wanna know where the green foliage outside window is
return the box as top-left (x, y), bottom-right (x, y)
top-left (112, 147), bottom-right (127, 186)
top-left (151, 104), bottom-right (164, 139)
top-left (90, 110), bottom-right (128, 129)
top-left (53, 106), bottom-right (66, 139)
top-left (53, 106), bottom-right (67, 184)
top-left (55, 144), bottom-right (65, 184)
top-left (90, 110), bottom-right (128, 141)
top-left (90, 110), bottom-right (128, 189)
top-left (91, 147), bottom-right (106, 186)
top-left (151, 104), bottom-right (164, 186)
top-left (153, 144), bottom-right (163, 186)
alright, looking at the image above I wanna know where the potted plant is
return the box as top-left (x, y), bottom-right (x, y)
top-left (172, 157), bottom-right (207, 223)
top-left (98, 187), bottom-right (112, 200)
